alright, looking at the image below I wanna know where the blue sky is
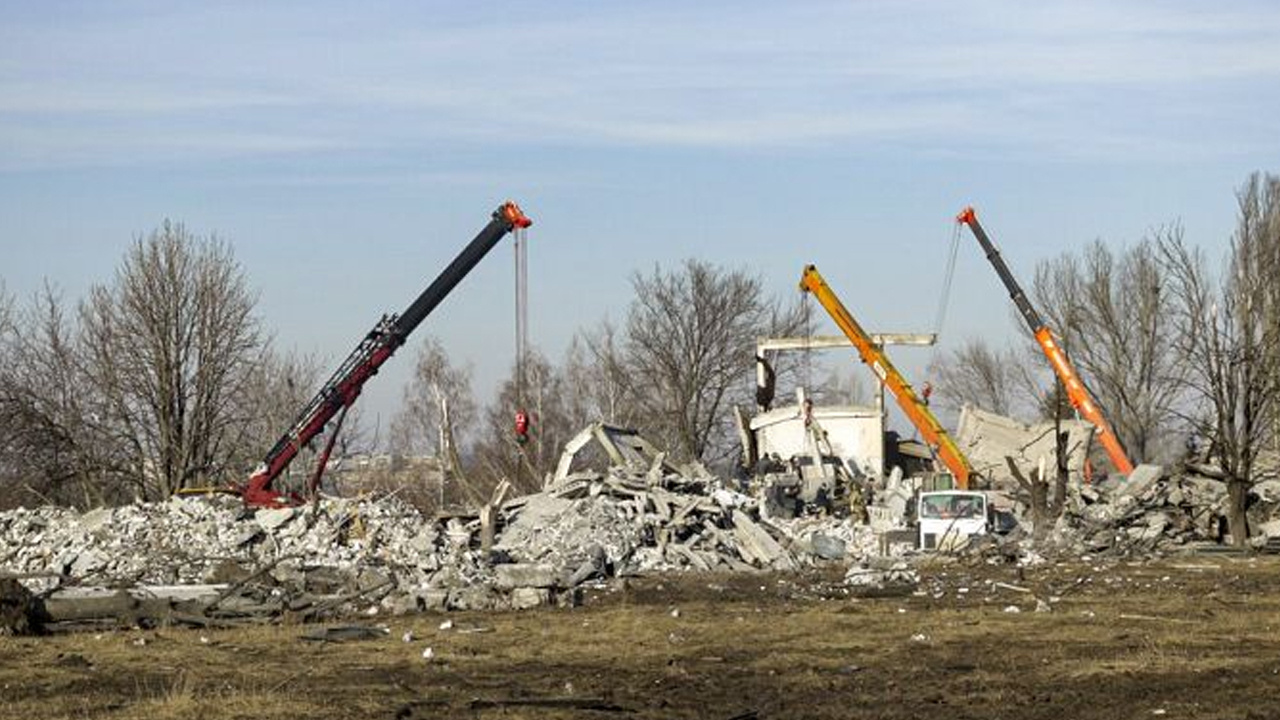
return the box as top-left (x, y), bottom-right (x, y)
top-left (3, 1), bottom-right (1278, 434)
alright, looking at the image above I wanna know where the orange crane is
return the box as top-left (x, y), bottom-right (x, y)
top-left (799, 264), bottom-right (976, 489)
top-left (956, 206), bottom-right (1135, 477)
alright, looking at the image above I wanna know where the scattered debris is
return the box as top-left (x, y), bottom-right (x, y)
top-left (0, 578), bottom-right (42, 635)
top-left (844, 559), bottom-right (919, 596)
top-left (299, 625), bottom-right (390, 643)
top-left (3, 419), bottom-right (1278, 633)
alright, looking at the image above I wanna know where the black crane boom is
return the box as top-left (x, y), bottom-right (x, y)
top-left (241, 201), bottom-right (532, 506)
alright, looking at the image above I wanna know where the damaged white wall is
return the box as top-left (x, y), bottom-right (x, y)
top-left (750, 404), bottom-right (884, 478)
top-left (955, 405), bottom-right (1095, 483)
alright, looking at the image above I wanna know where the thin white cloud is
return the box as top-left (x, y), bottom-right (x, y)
top-left (1, 0), bottom-right (1278, 168)
top-left (0, 123), bottom-right (339, 171)
top-left (0, 84), bottom-right (302, 115)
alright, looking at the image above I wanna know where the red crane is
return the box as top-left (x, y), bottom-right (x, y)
top-left (240, 201), bottom-right (532, 507)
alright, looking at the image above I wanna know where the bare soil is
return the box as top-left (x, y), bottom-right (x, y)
top-left (3, 553), bottom-right (1279, 720)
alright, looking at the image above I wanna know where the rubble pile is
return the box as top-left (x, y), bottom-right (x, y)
top-left (0, 495), bottom-right (496, 623)
top-left (1243, 477), bottom-right (1280, 546)
top-left (766, 515), bottom-right (882, 560)
top-left (999, 466), bottom-right (1280, 559)
top-left (7, 497), bottom-right (473, 582)
top-left (0, 464), bottom-right (873, 628)
top-left (6, 438), bottom-right (1280, 632)
top-left (1061, 467), bottom-right (1226, 555)
top-left (499, 466), bottom-right (857, 576)
top-left (0, 495), bottom-right (473, 587)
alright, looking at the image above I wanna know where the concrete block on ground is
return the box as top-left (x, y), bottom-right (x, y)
top-left (510, 587), bottom-right (552, 610)
top-left (494, 563), bottom-right (560, 590)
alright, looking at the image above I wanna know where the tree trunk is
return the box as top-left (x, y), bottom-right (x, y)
top-left (1226, 478), bottom-right (1251, 547)
top-left (1005, 457), bottom-right (1049, 541)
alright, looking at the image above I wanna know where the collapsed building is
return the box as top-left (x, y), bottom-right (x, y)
top-left (3, 206), bottom-right (1278, 635)
top-left (3, 413), bottom-right (1279, 635)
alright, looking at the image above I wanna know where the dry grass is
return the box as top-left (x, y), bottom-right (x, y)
top-left (3, 556), bottom-right (1280, 719)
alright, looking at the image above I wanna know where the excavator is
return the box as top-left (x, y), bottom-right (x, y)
top-left (240, 201), bottom-right (532, 507)
top-left (956, 206), bottom-right (1135, 477)
top-left (799, 264), bottom-right (977, 490)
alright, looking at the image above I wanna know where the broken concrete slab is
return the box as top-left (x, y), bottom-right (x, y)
top-left (844, 559), bottom-right (919, 595)
top-left (731, 510), bottom-right (795, 570)
top-left (509, 587), bottom-right (552, 610)
top-left (551, 423), bottom-right (678, 486)
top-left (955, 405), bottom-right (1094, 484)
top-left (255, 507), bottom-right (297, 531)
top-left (1116, 464), bottom-right (1164, 499)
top-left (808, 533), bottom-right (847, 560)
top-left (1255, 519), bottom-right (1280, 539)
top-left (493, 564), bottom-right (560, 590)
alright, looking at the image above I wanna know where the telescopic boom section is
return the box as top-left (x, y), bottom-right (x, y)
top-left (241, 201), bottom-right (533, 507)
top-left (955, 206), bottom-right (1134, 477)
top-left (799, 265), bottom-right (975, 489)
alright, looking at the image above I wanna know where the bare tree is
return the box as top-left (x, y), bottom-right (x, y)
top-left (562, 321), bottom-right (641, 428)
top-left (1030, 238), bottom-right (1186, 463)
top-left (78, 221), bottom-right (265, 499)
top-left (926, 337), bottom-right (1022, 416)
top-left (225, 348), bottom-right (323, 489)
top-left (473, 349), bottom-right (577, 496)
top-left (1160, 173), bottom-right (1280, 545)
top-left (390, 335), bottom-right (476, 458)
top-left (624, 259), bottom-right (806, 465)
top-left (0, 282), bottom-right (11, 334)
top-left (0, 286), bottom-right (113, 507)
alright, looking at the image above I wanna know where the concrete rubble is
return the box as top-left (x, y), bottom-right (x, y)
top-left (0, 457), bottom-right (879, 629)
top-left (954, 405), bottom-right (1095, 484)
top-left (4, 423), bottom-right (1280, 632)
top-left (963, 465), bottom-right (1280, 563)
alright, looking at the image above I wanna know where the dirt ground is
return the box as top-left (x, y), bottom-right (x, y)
top-left (2, 553), bottom-right (1279, 720)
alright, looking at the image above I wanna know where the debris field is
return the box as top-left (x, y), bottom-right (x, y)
top-left (3, 554), bottom-right (1280, 720)
top-left (3, 441), bottom-right (1279, 632)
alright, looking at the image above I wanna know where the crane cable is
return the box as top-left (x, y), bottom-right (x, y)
top-left (514, 225), bottom-right (529, 428)
top-left (928, 222), bottom-right (963, 379)
top-left (802, 289), bottom-right (813, 394)
top-left (902, 219), bottom-right (963, 477)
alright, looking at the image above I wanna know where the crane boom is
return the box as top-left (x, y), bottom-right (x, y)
top-left (955, 206), bottom-right (1134, 477)
top-left (241, 201), bottom-right (533, 507)
top-left (799, 264), bottom-right (976, 489)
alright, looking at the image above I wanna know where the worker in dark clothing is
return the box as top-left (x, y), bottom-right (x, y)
top-left (755, 354), bottom-right (776, 411)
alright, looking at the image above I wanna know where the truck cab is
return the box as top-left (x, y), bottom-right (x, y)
top-left (917, 490), bottom-right (989, 550)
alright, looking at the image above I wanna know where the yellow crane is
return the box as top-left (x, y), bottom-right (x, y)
top-left (799, 264), bottom-right (977, 489)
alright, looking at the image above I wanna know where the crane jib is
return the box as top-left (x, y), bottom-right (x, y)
top-left (242, 202), bottom-right (532, 507)
top-left (957, 209), bottom-right (1046, 334)
top-left (957, 205), bottom-right (1135, 477)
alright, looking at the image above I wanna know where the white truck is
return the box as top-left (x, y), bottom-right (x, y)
top-left (917, 490), bottom-right (991, 551)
